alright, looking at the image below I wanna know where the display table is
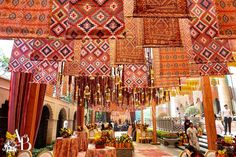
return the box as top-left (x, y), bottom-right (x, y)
top-left (85, 146), bottom-right (116, 157)
top-left (116, 148), bottom-right (133, 157)
top-left (54, 132), bottom-right (88, 157)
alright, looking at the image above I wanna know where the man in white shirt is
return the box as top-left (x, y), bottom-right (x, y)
top-left (221, 104), bottom-right (232, 135)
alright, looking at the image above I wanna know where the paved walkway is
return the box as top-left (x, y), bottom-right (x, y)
top-left (78, 142), bottom-right (181, 157)
top-left (133, 143), bottom-right (180, 157)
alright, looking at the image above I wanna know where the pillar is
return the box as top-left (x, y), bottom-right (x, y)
top-left (47, 119), bottom-right (57, 144)
top-left (77, 105), bottom-right (85, 128)
top-left (218, 77), bottom-right (232, 110)
top-left (151, 100), bottom-right (159, 144)
top-left (91, 110), bottom-right (95, 124)
top-left (202, 76), bottom-right (217, 150)
top-left (141, 107), bottom-right (144, 125)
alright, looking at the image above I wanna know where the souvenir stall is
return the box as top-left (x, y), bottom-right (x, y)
top-left (2, 0), bottom-right (236, 156)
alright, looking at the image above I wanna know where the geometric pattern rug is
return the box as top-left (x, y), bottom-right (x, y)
top-left (66, 0), bottom-right (125, 39)
top-left (9, 39), bottom-right (58, 84)
top-left (124, 64), bottom-right (148, 89)
top-left (133, 0), bottom-right (189, 18)
top-left (0, 0), bottom-right (51, 38)
top-left (80, 39), bottom-right (111, 76)
top-left (50, 0), bottom-right (69, 38)
top-left (188, 0), bottom-right (234, 64)
top-left (30, 38), bottom-right (74, 62)
top-left (116, 17), bottom-right (145, 64)
top-left (214, 0), bottom-right (236, 39)
top-left (143, 18), bottom-right (182, 47)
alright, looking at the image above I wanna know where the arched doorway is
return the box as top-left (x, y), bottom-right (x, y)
top-left (56, 108), bottom-right (67, 137)
top-left (35, 106), bottom-right (50, 148)
top-left (0, 100), bottom-right (8, 137)
top-left (73, 112), bottom-right (77, 131)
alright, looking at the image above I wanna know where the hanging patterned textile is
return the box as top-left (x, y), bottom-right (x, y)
top-left (152, 48), bottom-right (180, 88)
top-left (30, 38), bottom-right (74, 61)
top-left (158, 47), bottom-right (191, 78)
top-left (66, 0), bottom-right (125, 39)
top-left (115, 17), bottom-right (145, 64)
top-left (188, 0), bottom-right (234, 63)
top-left (124, 65), bottom-right (148, 88)
top-left (133, 0), bottom-right (189, 18)
top-left (63, 40), bottom-right (82, 76)
top-left (143, 18), bottom-right (182, 47)
top-left (80, 39), bottom-right (111, 76)
top-left (179, 19), bottom-right (195, 62)
top-left (179, 18), bottom-right (229, 76)
top-left (123, 0), bottom-right (134, 17)
top-left (0, 0), bottom-right (51, 38)
top-left (214, 0), bottom-right (236, 39)
top-left (50, 0), bottom-right (69, 37)
top-left (32, 60), bottom-right (58, 84)
top-left (198, 62), bottom-right (230, 76)
top-left (8, 39), bottom-right (58, 84)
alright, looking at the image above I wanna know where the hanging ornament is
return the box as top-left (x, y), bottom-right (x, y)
top-left (84, 85), bottom-right (90, 100)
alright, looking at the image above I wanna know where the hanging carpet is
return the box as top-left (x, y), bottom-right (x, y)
top-left (133, 0), bottom-right (189, 18)
top-left (124, 64), bottom-right (148, 88)
top-left (66, 0), bottom-right (125, 39)
top-left (115, 17), bottom-right (145, 64)
top-left (8, 39), bottom-right (58, 84)
top-left (63, 40), bottom-right (82, 76)
top-left (188, 0), bottom-right (234, 64)
top-left (30, 38), bottom-right (74, 62)
top-left (80, 39), bottom-right (111, 76)
top-left (214, 0), bottom-right (236, 39)
top-left (50, 0), bottom-right (70, 38)
top-left (0, 0), bottom-right (51, 38)
top-left (143, 18), bottom-right (182, 47)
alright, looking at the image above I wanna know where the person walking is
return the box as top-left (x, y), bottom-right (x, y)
top-left (187, 122), bottom-right (200, 150)
top-left (184, 116), bottom-right (191, 133)
top-left (215, 115), bottom-right (224, 136)
top-left (221, 104), bottom-right (233, 135)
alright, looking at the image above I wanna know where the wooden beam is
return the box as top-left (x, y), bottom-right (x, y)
top-left (202, 76), bottom-right (217, 150)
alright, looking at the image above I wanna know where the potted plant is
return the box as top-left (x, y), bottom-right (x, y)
top-left (60, 128), bottom-right (73, 138)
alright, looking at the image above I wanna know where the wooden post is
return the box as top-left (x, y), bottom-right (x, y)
top-left (202, 76), bottom-right (217, 150)
top-left (151, 100), bottom-right (159, 144)
top-left (91, 110), bottom-right (95, 124)
top-left (141, 107), bottom-right (144, 125)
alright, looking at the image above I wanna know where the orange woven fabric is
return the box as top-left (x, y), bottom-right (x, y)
top-left (0, 0), bottom-right (51, 38)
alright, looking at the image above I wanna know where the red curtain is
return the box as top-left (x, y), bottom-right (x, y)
top-left (8, 72), bottom-right (47, 147)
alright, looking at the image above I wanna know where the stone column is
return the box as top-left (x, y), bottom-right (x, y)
top-left (218, 78), bottom-right (232, 111)
top-left (47, 119), bottom-right (58, 144)
top-left (67, 120), bottom-right (74, 130)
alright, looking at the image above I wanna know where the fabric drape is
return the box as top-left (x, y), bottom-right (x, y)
top-left (8, 72), bottom-right (47, 147)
